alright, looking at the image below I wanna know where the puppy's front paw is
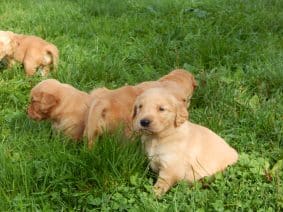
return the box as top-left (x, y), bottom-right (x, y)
top-left (153, 185), bottom-right (165, 198)
top-left (153, 176), bottom-right (174, 197)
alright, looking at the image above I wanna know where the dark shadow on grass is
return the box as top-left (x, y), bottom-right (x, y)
top-left (0, 60), bottom-right (8, 72)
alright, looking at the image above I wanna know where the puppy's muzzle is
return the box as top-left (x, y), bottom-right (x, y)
top-left (27, 105), bottom-right (44, 120)
top-left (140, 118), bottom-right (151, 127)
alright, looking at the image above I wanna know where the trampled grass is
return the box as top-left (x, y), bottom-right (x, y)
top-left (0, 0), bottom-right (282, 210)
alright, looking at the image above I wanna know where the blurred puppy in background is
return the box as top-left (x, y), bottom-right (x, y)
top-left (132, 88), bottom-right (238, 197)
top-left (27, 79), bottom-right (97, 140)
top-left (85, 69), bottom-right (197, 149)
top-left (136, 69), bottom-right (197, 107)
top-left (0, 30), bottom-right (58, 76)
top-left (0, 31), bottom-right (15, 62)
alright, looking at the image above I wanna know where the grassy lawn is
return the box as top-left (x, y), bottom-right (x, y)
top-left (0, 0), bottom-right (282, 210)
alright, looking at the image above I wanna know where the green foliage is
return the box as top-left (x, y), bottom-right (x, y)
top-left (0, 0), bottom-right (282, 210)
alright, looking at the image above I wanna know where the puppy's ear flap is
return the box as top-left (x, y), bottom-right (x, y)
top-left (132, 105), bottom-right (137, 120)
top-left (191, 75), bottom-right (197, 91)
top-left (40, 92), bottom-right (59, 112)
top-left (175, 101), bottom-right (188, 127)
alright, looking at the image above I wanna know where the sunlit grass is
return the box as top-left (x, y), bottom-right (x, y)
top-left (0, 0), bottom-right (282, 210)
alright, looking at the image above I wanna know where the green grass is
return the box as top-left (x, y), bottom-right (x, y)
top-left (0, 0), bottom-right (282, 210)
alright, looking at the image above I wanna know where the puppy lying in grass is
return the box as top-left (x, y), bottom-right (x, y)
top-left (132, 88), bottom-right (238, 197)
top-left (27, 79), bottom-right (105, 140)
top-left (85, 69), bottom-right (196, 149)
top-left (0, 30), bottom-right (58, 76)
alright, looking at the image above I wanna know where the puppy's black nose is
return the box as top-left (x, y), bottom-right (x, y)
top-left (140, 119), bottom-right (151, 127)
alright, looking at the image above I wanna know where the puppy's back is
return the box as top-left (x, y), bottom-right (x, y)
top-left (183, 121), bottom-right (238, 177)
top-left (13, 34), bottom-right (58, 67)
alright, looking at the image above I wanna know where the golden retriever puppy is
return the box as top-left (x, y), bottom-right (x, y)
top-left (85, 69), bottom-right (197, 149)
top-left (0, 30), bottom-right (58, 76)
top-left (27, 79), bottom-right (93, 140)
top-left (132, 88), bottom-right (238, 197)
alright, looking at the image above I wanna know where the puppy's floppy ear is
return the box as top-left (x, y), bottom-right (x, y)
top-left (40, 92), bottom-right (59, 112)
top-left (189, 74), bottom-right (197, 91)
top-left (175, 101), bottom-right (188, 127)
top-left (132, 105), bottom-right (137, 120)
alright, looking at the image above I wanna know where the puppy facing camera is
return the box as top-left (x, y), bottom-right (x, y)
top-left (132, 87), bottom-right (238, 197)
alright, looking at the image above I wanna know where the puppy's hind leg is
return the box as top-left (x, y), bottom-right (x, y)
top-left (86, 99), bottom-right (108, 150)
top-left (41, 65), bottom-right (50, 76)
top-left (24, 60), bottom-right (38, 76)
top-left (7, 58), bottom-right (16, 69)
top-left (87, 130), bottom-right (99, 150)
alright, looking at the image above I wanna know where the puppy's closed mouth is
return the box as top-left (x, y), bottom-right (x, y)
top-left (139, 128), bottom-right (154, 135)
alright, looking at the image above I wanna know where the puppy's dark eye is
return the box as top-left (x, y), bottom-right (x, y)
top-left (159, 106), bottom-right (165, 112)
top-left (139, 104), bottom-right (143, 109)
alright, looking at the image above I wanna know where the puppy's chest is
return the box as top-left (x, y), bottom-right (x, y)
top-left (53, 115), bottom-right (83, 136)
top-left (144, 138), bottom-right (178, 172)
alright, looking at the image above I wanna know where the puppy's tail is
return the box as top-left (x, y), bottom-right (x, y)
top-left (85, 99), bottom-right (108, 150)
top-left (45, 44), bottom-right (59, 71)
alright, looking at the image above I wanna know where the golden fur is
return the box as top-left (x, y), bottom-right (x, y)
top-left (27, 79), bottom-right (93, 139)
top-left (136, 69), bottom-right (196, 107)
top-left (132, 88), bottom-right (238, 196)
top-left (85, 69), bottom-right (196, 149)
top-left (86, 85), bottom-right (143, 149)
top-left (0, 30), bottom-right (58, 76)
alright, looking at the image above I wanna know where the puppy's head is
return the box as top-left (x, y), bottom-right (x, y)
top-left (0, 31), bottom-right (14, 59)
top-left (132, 88), bottom-right (188, 135)
top-left (0, 41), bottom-right (5, 59)
top-left (27, 79), bottom-right (61, 120)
